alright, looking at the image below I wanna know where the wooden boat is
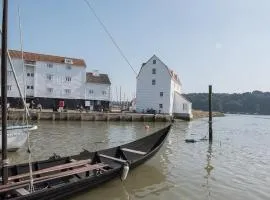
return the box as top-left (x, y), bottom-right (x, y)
top-left (0, 1), bottom-right (171, 199)
top-left (0, 124), bottom-right (171, 199)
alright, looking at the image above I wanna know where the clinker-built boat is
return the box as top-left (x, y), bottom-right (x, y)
top-left (0, 124), bottom-right (171, 199)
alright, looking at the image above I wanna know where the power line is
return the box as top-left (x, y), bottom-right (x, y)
top-left (83, 0), bottom-right (137, 76)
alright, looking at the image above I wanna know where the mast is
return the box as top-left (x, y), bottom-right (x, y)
top-left (1, 0), bottom-right (9, 185)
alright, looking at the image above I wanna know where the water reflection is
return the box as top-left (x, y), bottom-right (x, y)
top-left (70, 164), bottom-right (168, 200)
top-left (204, 141), bottom-right (214, 199)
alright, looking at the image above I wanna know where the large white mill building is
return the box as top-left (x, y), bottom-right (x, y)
top-left (136, 55), bottom-right (192, 120)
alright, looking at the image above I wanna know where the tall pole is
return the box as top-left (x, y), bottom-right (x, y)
top-left (1, 0), bottom-right (9, 185)
top-left (120, 86), bottom-right (122, 107)
top-left (209, 85), bottom-right (213, 142)
top-left (115, 86), bottom-right (118, 103)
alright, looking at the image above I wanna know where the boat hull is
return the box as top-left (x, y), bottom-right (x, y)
top-left (0, 124), bottom-right (171, 200)
top-left (0, 125), bottom-right (37, 152)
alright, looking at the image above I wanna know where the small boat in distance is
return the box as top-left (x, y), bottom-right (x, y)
top-left (0, 124), bottom-right (172, 199)
top-left (0, 125), bottom-right (37, 152)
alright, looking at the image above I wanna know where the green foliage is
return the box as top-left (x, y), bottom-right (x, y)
top-left (184, 91), bottom-right (270, 115)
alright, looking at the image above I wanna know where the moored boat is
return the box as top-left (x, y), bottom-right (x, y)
top-left (0, 125), bottom-right (37, 152)
top-left (0, 124), bottom-right (171, 199)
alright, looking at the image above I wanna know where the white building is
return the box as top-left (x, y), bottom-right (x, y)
top-left (136, 55), bottom-right (192, 120)
top-left (1, 50), bottom-right (111, 110)
top-left (85, 71), bottom-right (111, 111)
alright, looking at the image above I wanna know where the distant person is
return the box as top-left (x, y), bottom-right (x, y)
top-left (7, 102), bottom-right (10, 111)
top-left (30, 100), bottom-right (35, 109)
top-left (37, 103), bottom-right (42, 112)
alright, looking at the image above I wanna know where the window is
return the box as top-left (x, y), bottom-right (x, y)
top-left (27, 73), bottom-right (30, 77)
top-left (65, 76), bottom-right (71, 82)
top-left (31, 73), bottom-right (34, 77)
top-left (102, 91), bottom-right (107, 95)
top-left (27, 85), bottom-right (34, 89)
top-left (47, 74), bottom-right (53, 80)
top-left (152, 68), bottom-right (156, 74)
top-left (65, 89), bottom-right (71, 94)
top-left (183, 103), bottom-right (188, 111)
top-left (159, 104), bottom-right (163, 109)
top-left (66, 65), bottom-right (72, 70)
top-left (47, 63), bottom-right (53, 68)
top-left (47, 88), bottom-right (53, 93)
top-left (7, 85), bottom-right (11, 91)
top-left (153, 60), bottom-right (156, 64)
top-left (152, 79), bottom-right (156, 85)
top-left (160, 92), bottom-right (163, 97)
top-left (89, 89), bottom-right (94, 94)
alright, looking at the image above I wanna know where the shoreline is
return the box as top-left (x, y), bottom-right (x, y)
top-left (192, 110), bottom-right (225, 119)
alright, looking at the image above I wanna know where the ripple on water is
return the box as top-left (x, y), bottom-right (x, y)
top-left (6, 116), bottom-right (270, 200)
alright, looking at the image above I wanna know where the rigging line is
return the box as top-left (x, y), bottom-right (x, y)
top-left (0, 30), bottom-right (30, 118)
top-left (83, 0), bottom-right (137, 76)
top-left (18, 5), bottom-right (34, 193)
top-left (18, 6), bottom-right (27, 122)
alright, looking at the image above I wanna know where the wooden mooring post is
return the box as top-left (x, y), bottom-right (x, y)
top-left (209, 85), bottom-right (213, 142)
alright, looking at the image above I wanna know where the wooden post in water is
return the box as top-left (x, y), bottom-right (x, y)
top-left (1, 0), bottom-right (9, 185)
top-left (209, 85), bottom-right (213, 142)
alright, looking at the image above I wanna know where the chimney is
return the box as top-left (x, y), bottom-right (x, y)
top-left (93, 70), bottom-right (100, 76)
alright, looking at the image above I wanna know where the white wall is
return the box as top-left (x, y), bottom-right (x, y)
top-left (85, 83), bottom-right (111, 101)
top-left (136, 56), bottom-right (172, 114)
top-left (173, 92), bottom-right (192, 115)
top-left (1, 59), bottom-right (25, 98)
top-left (34, 61), bottom-right (86, 99)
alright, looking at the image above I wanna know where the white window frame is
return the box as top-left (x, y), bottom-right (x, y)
top-left (47, 63), bottom-right (53, 68)
top-left (66, 65), bottom-right (72, 70)
top-left (65, 76), bottom-right (72, 82)
top-left (65, 89), bottom-right (71, 94)
top-left (46, 74), bottom-right (53, 81)
top-left (47, 88), bottom-right (53, 93)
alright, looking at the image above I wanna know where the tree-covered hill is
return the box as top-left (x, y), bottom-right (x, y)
top-left (185, 91), bottom-right (270, 115)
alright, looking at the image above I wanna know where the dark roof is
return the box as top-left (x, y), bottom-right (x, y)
top-left (8, 49), bottom-right (86, 67)
top-left (86, 72), bottom-right (111, 84)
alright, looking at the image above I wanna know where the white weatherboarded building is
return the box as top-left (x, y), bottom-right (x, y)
top-left (136, 55), bottom-right (192, 120)
top-left (1, 50), bottom-right (111, 110)
top-left (85, 71), bottom-right (111, 111)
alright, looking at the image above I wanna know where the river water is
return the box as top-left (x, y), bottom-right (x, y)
top-left (7, 115), bottom-right (270, 200)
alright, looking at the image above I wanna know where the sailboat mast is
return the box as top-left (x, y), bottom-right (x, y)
top-left (1, 0), bottom-right (9, 185)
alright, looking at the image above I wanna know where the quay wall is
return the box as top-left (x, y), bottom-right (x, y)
top-left (4, 110), bottom-right (173, 122)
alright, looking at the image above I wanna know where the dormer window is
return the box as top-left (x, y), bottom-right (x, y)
top-left (152, 68), bottom-right (156, 74)
top-left (153, 60), bottom-right (156, 64)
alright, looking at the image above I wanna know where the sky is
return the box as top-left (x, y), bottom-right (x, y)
top-left (5, 0), bottom-right (270, 100)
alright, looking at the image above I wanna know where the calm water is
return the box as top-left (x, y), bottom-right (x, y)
top-left (7, 115), bottom-right (270, 200)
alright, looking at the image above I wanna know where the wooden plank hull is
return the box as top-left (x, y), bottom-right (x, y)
top-left (0, 124), bottom-right (172, 200)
